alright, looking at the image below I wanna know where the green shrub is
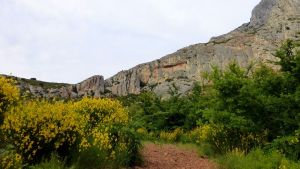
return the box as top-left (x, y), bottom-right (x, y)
top-left (110, 126), bottom-right (142, 167)
top-left (188, 124), bottom-right (267, 154)
top-left (0, 147), bottom-right (23, 169)
top-left (75, 145), bottom-right (110, 169)
top-left (202, 45), bottom-right (300, 155)
top-left (218, 149), bottom-right (300, 169)
top-left (29, 154), bottom-right (67, 169)
top-left (269, 132), bottom-right (300, 160)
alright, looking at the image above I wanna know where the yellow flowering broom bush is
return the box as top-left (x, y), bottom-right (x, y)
top-left (73, 97), bottom-right (129, 128)
top-left (190, 124), bottom-right (267, 153)
top-left (2, 100), bottom-right (84, 163)
top-left (159, 128), bottom-right (183, 142)
top-left (0, 76), bottom-right (19, 125)
top-left (73, 98), bottom-right (141, 167)
top-left (1, 96), bottom-right (141, 167)
top-left (73, 97), bottom-right (129, 153)
top-left (0, 76), bottom-right (22, 169)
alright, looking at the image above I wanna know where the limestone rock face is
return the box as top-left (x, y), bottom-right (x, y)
top-left (5, 0), bottom-right (300, 99)
top-left (10, 75), bottom-right (105, 99)
top-left (250, 0), bottom-right (278, 28)
top-left (73, 75), bottom-right (105, 98)
top-left (104, 0), bottom-right (300, 98)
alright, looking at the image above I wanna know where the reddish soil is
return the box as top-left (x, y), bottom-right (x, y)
top-left (134, 143), bottom-right (217, 169)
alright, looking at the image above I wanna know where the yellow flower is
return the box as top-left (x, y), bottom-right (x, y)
top-left (2, 95), bottom-right (132, 163)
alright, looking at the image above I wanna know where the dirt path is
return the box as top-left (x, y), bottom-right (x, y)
top-left (134, 143), bottom-right (217, 169)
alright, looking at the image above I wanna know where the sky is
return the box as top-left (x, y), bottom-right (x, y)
top-left (0, 0), bottom-right (261, 83)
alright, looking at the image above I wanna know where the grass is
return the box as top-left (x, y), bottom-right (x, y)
top-left (75, 146), bottom-right (113, 169)
top-left (29, 154), bottom-right (69, 169)
top-left (29, 147), bottom-right (130, 169)
top-left (1, 74), bottom-right (69, 89)
top-left (217, 149), bottom-right (300, 169)
top-left (19, 78), bottom-right (69, 89)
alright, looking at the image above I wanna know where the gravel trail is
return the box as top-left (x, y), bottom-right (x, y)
top-left (134, 143), bottom-right (217, 169)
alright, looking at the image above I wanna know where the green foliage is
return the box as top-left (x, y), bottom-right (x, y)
top-left (269, 132), bottom-right (300, 161)
top-left (109, 126), bottom-right (142, 167)
top-left (187, 124), bottom-right (267, 154)
top-left (275, 40), bottom-right (299, 72)
top-left (119, 83), bottom-right (205, 133)
top-left (75, 145), bottom-right (110, 169)
top-left (202, 48), bottom-right (300, 155)
top-left (218, 149), bottom-right (300, 169)
top-left (29, 154), bottom-right (67, 169)
top-left (0, 146), bottom-right (23, 169)
top-left (120, 40), bottom-right (300, 162)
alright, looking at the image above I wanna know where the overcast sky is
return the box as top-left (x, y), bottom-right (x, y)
top-left (0, 0), bottom-right (261, 83)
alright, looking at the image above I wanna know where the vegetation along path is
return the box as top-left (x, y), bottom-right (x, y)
top-left (134, 143), bottom-right (216, 169)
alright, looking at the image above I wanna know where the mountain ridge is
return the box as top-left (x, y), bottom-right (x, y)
top-left (104, 0), bottom-right (300, 97)
top-left (2, 0), bottom-right (300, 99)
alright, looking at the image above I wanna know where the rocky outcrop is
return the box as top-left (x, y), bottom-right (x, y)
top-left (71, 75), bottom-right (105, 98)
top-left (8, 75), bottom-right (106, 99)
top-left (104, 0), bottom-right (300, 98)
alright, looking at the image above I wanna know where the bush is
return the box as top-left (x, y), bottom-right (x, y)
top-left (159, 128), bottom-right (184, 142)
top-left (1, 101), bottom-right (83, 164)
top-left (0, 76), bottom-right (19, 125)
top-left (74, 98), bottom-right (141, 166)
top-left (269, 132), bottom-right (300, 160)
top-left (73, 97), bottom-right (129, 128)
top-left (218, 149), bottom-right (300, 169)
top-left (75, 145), bottom-right (110, 169)
top-left (1, 97), bottom-right (141, 167)
top-left (203, 56), bottom-right (300, 155)
top-left (118, 89), bottom-right (204, 133)
top-left (29, 154), bottom-right (67, 169)
top-left (0, 148), bottom-right (23, 169)
top-left (188, 124), bottom-right (267, 154)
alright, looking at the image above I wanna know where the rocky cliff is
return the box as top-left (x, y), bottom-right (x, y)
top-left (4, 75), bottom-right (105, 99)
top-left (4, 0), bottom-right (300, 99)
top-left (104, 0), bottom-right (300, 97)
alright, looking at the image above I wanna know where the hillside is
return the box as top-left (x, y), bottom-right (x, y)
top-left (105, 0), bottom-right (300, 97)
top-left (1, 75), bottom-right (105, 99)
top-left (3, 0), bottom-right (300, 99)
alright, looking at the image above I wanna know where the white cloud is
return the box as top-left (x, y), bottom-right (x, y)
top-left (0, 0), bottom-right (261, 83)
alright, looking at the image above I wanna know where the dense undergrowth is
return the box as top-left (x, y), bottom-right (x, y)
top-left (118, 40), bottom-right (300, 168)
